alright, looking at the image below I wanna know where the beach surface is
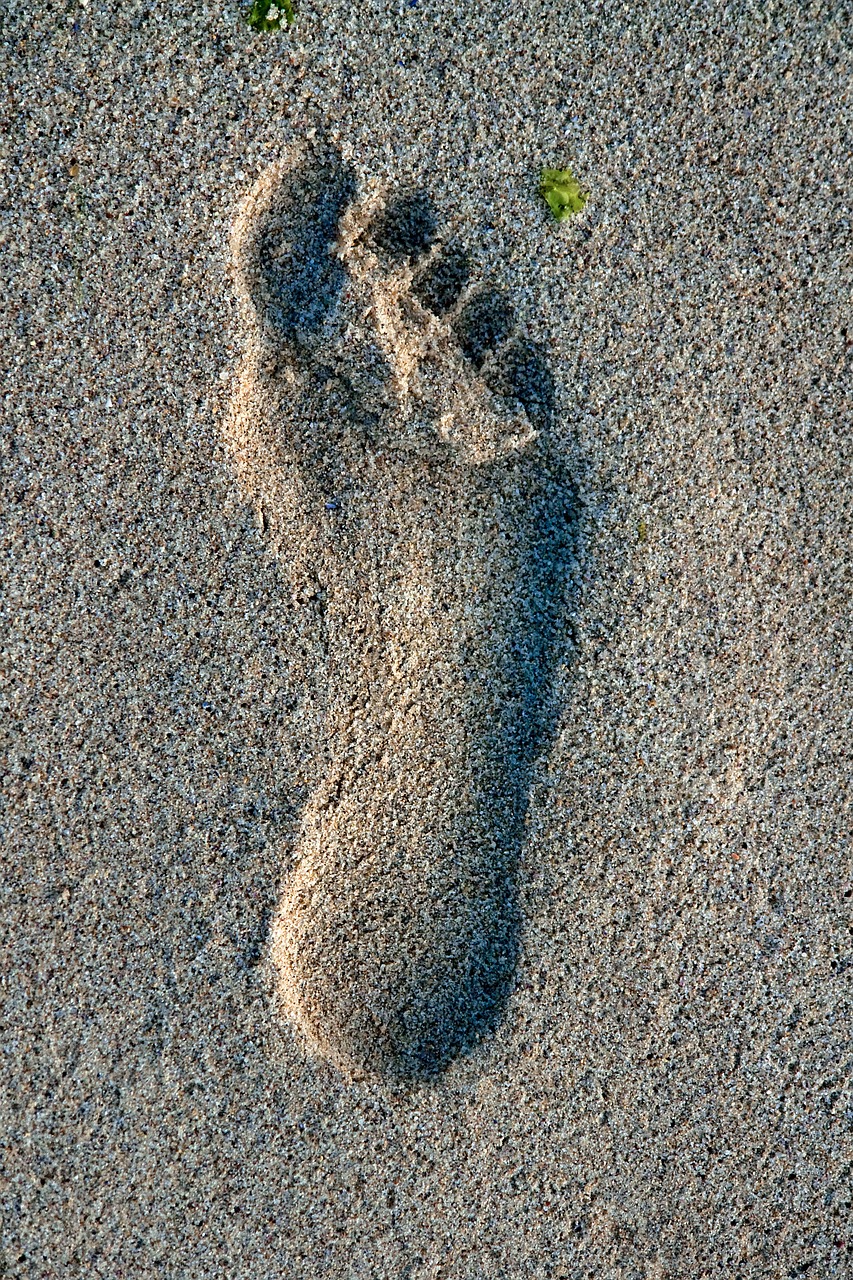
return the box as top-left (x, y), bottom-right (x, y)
top-left (2, 1), bottom-right (852, 1276)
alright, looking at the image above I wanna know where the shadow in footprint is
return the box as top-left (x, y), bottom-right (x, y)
top-left (486, 336), bottom-right (556, 431)
top-left (253, 143), bottom-right (357, 348)
top-left (453, 285), bottom-right (515, 368)
top-left (411, 242), bottom-right (472, 315)
top-left (368, 189), bottom-right (437, 264)
top-left (383, 455), bottom-right (578, 1079)
top-left (229, 144), bottom-right (579, 1081)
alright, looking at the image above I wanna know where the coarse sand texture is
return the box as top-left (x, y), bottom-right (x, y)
top-left (7, 5), bottom-right (853, 1273)
top-left (226, 141), bottom-right (577, 1078)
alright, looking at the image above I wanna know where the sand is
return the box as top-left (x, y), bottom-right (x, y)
top-left (2, 1), bottom-right (852, 1276)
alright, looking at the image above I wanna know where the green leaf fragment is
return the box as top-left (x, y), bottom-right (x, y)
top-left (246, 0), bottom-right (294, 31)
top-left (540, 167), bottom-right (589, 221)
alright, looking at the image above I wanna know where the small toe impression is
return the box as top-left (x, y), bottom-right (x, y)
top-left (411, 242), bottom-right (472, 315)
top-left (453, 286), bottom-right (515, 367)
top-left (368, 190), bottom-right (437, 264)
top-left (254, 144), bottom-right (357, 345)
top-left (485, 337), bottom-right (556, 430)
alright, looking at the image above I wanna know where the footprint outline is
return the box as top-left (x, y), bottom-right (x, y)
top-left (225, 140), bottom-right (578, 1081)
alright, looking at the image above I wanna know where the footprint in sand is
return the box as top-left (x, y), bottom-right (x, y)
top-left (226, 141), bottom-right (578, 1080)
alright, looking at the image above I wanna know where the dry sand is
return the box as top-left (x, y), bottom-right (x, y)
top-left (2, 1), bottom-right (852, 1276)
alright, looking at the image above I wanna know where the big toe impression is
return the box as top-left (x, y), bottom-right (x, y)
top-left (233, 140), bottom-right (357, 351)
